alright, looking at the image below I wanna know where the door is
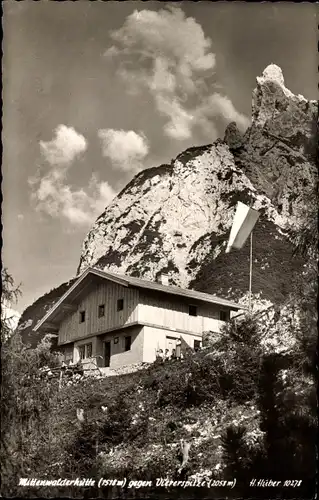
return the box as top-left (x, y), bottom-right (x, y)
top-left (165, 336), bottom-right (177, 357)
top-left (103, 341), bottom-right (111, 367)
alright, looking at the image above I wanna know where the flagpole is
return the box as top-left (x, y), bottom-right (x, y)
top-left (249, 231), bottom-right (253, 314)
top-left (225, 202), bottom-right (259, 314)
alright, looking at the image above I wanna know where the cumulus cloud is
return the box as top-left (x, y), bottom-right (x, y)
top-left (155, 95), bottom-right (195, 140)
top-left (105, 6), bottom-right (249, 140)
top-left (31, 125), bottom-right (116, 226)
top-left (40, 125), bottom-right (87, 166)
top-left (98, 129), bottom-right (149, 172)
top-left (32, 171), bottom-right (116, 226)
top-left (106, 7), bottom-right (215, 95)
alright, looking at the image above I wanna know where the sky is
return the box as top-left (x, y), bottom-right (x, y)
top-left (2, 1), bottom-right (317, 314)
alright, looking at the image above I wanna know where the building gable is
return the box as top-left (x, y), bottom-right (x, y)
top-left (34, 269), bottom-right (130, 333)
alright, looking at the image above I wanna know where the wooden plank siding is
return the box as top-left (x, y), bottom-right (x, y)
top-left (138, 290), bottom-right (225, 335)
top-left (58, 281), bottom-right (139, 344)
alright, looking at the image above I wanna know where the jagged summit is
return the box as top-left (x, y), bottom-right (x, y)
top-left (252, 63), bottom-right (315, 127)
top-left (259, 64), bottom-right (285, 87)
top-left (18, 66), bottom-right (315, 341)
top-left (241, 65), bottom-right (317, 208)
top-left (258, 63), bottom-right (311, 103)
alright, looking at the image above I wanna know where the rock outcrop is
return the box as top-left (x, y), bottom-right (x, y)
top-left (77, 142), bottom-right (289, 282)
top-left (76, 139), bottom-right (305, 307)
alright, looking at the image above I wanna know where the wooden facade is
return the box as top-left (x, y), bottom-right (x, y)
top-left (58, 280), bottom-right (139, 344)
top-left (138, 289), bottom-right (224, 335)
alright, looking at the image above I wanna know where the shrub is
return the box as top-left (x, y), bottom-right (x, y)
top-left (257, 353), bottom-right (317, 482)
top-left (65, 421), bottom-right (99, 475)
top-left (221, 424), bottom-right (249, 477)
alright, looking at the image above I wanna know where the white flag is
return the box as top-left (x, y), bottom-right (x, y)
top-left (226, 202), bottom-right (259, 253)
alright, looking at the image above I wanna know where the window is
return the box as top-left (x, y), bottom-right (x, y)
top-left (219, 310), bottom-right (230, 322)
top-left (79, 345), bottom-right (85, 360)
top-left (86, 343), bottom-right (92, 358)
top-left (78, 343), bottom-right (92, 360)
top-left (117, 298), bottom-right (124, 311)
top-left (194, 340), bottom-right (201, 352)
top-left (79, 311), bottom-right (86, 323)
top-left (188, 305), bottom-right (198, 317)
top-left (98, 304), bottom-right (105, 318)
top-left (64, 349), bottom-right (73, 364)
top-left (124, 336), bottom-right (131, 351)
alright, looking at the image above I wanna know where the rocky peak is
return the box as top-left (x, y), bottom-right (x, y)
top-left (231, 64), bottom-right (317, 216)
top-left (252, 64), bottom-right (292, 126)
top-left (252, 64), bottom-right (315, 127)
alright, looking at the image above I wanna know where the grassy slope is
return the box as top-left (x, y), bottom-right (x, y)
top-left (36, 350), bottom-right (261, 486)
top-left (9, 318), bottom-right (316, 499)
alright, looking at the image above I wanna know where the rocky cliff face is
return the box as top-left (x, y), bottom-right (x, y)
top-left (77, 140), bottom-right (303, 305)
top-left (77, 142), bottom-right (288, 281)
top-left (18, 65), bottom-right (316, 341)
top-left (77, 64), bottom-right (314, 299)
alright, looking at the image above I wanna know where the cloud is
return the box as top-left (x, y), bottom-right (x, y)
top-left (197, 93), bottom-right (251, 132)
top-left (33, 172), bottom-right (116, 226)
top-left (40, 125), bottom-right (87, 166)
top-left (31, 126), bottom-right (116, 226)
top-left (107, 7), bottom-right (215, 95)
top-left (106, 6), bottom-right (249, 140)
top-left (98, 129), bottom-right (149, 172)
top-left (155, 95), bottom-right (194, 140)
